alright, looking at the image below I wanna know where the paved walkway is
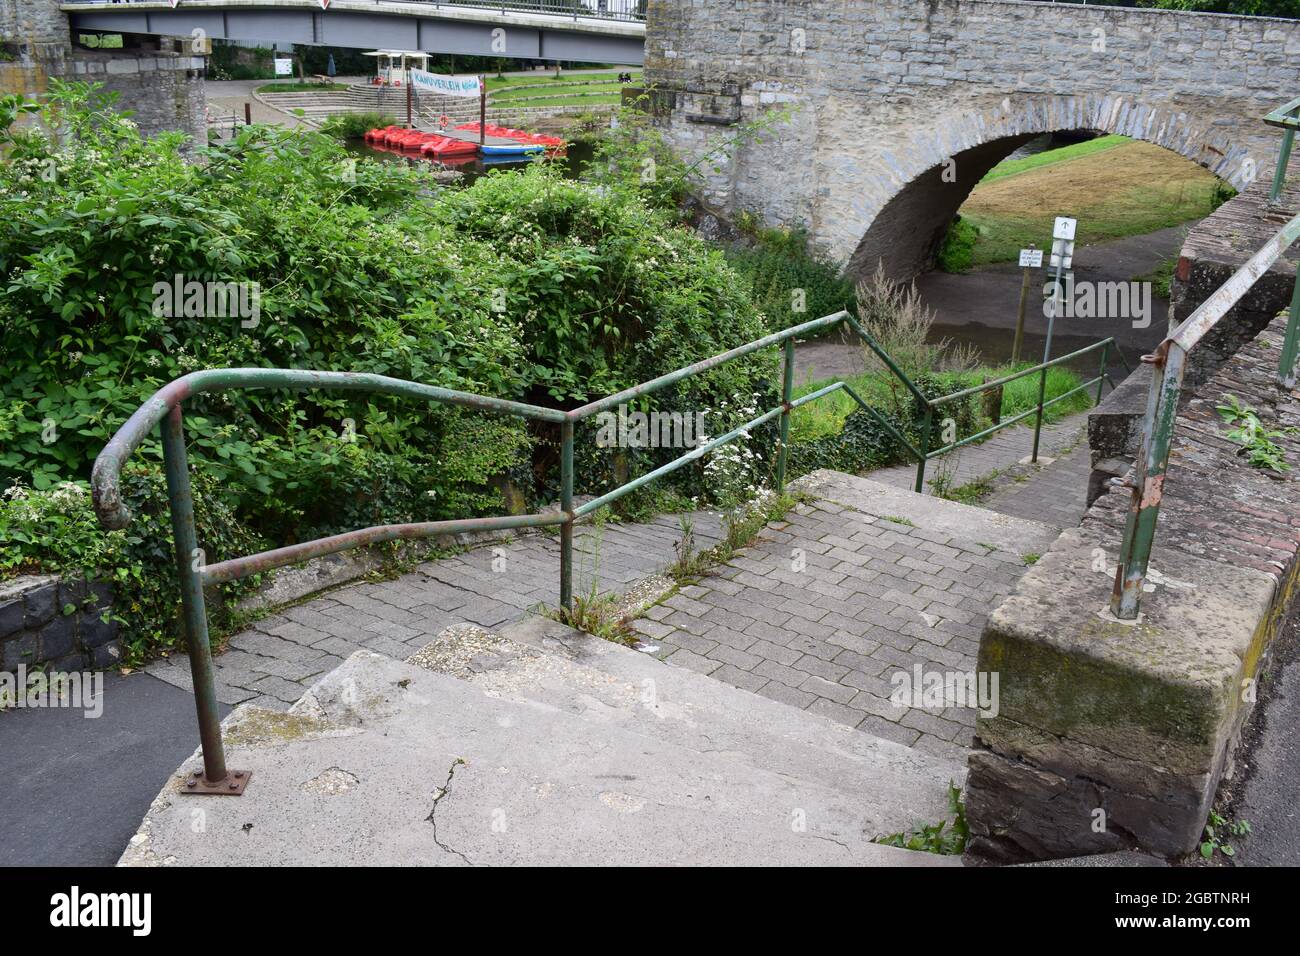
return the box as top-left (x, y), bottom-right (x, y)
top-left (871, 412), bottom-right (1087, 495)
top-left (980, 439), bottom-right (1092, 528)
top-left (145, 514), bottom-right (722, 710)
top-left (638, 474), bottom-right (1058, 763)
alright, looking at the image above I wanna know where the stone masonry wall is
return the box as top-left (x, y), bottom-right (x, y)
top-left (66, 53), bottom-right (208, 145)
top-left (0, 575), bottom-right (121, 674)
top-left (645, 0), bottom-right (1300, 280)
top-left (2, 0), bottom-right (206, 144)
top-left (966, 313), bottom-right (1300, 861)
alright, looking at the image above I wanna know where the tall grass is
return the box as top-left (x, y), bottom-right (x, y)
top-left (789, 363), bottom-right (1091, 445)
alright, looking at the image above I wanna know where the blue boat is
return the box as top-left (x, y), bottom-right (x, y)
top-left (480, 142), bottom-right (545, 157)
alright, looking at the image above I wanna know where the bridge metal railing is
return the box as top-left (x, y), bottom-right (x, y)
top-left (92, 310), bottom-right (1114, 793)
top-left (1110, 97), bottom-right (1300, 620)
top-left (83, 0), bottom-right (648, 23)
top-left (420, 0), bottom-right (646, 21)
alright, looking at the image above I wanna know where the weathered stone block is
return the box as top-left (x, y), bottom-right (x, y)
top-left (1, 632), bottom-right (38, 672)
top-left (0, 597), bottom-right (22, 640)
top-left (23, 581), bottom-right (58, 627)
top-left (89, 643), bottom-right (122, 669)
top-left (0, 575), bottom-right (58, 635)
top-left (966, 525), bottom-right (1274, 861)
top-left (80, 609), bottom-right (119, 650)
top-left (39, 613), bottom-right (78, 662)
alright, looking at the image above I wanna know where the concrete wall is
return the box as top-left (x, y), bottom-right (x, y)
top-left (644, 0), bottom-right (1300, 280)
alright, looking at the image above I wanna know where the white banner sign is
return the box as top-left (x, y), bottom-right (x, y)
top-left (274, 58), bottom-right (293, 77)
top-left (408, 69), bottom-right (482, 98)
top-left (1018, 248), bottom-right (1043, 269)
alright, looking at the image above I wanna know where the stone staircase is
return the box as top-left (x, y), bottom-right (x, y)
top-left (121, 456), bottom-right (1192, 866)
top-left (121, 614), bottom-right (968, 865)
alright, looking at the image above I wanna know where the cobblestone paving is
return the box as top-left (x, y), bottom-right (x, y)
top-left (639, 495), bottom-right (1042, 763)
top-left (980, 440), bottom-right (1092, 529)
top-left (871, 413), bottom-right (1087, 494)
top-left (146, 514), bottom-right (722, 710)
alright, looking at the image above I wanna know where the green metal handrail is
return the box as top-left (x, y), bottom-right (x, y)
top-left (1110, 209), bottom-right (1300, 620)
top-left (1264, 95), bottom-right (1300, 203)
top-left (93, 312), bottom-right (1118, 792)
top-left (1109, 95), bottom-right (1300, 620)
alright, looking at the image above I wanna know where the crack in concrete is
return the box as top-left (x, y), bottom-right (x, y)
top-left (425, 757), bottom-right (477, 866)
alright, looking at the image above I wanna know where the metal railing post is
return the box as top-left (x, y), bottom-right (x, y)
top-left (161, 405), bottom-right (247, 794)
top-left (1110, 345), bottom-right (1185, 620)
top-left (1030, 364), bottom-right (1048, 462)
top-left (1278, 273), bottom-right (1300, 388)
top-left (1096, 340), bottom-right (1109, 404)
top-left (1271, 127), bottom-right (1295, 203)
top-left (559, 419), bottom-right (574, 609)
top-left (776, 338), bottom-right (795, 491)
top-left (914, 404), bottom-right (932, 493)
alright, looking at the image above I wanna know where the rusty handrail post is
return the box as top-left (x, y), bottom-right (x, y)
top-left (1111, 344), bottom-right (1185, 620)
top-left (1029, 364), bottom-right (1049, 463)
top-left (161, 405), bottom-right (249, 794)
top-left (775, 338), bottom-right (795, 491)
top-left (559, 419), bottom-right (574, 610)
top-left (1264, 95), bottom-right (1300, 203)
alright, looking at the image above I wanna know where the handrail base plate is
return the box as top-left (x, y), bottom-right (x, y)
top-left (181, 770), bottom-right (253, 796)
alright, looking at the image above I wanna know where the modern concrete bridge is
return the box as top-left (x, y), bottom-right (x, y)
top-left (644, 0), bottom-right (1300, 281)
top-left (62, 0), bottom-right (646, 64)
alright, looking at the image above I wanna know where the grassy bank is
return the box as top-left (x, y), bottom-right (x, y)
top-left (789, 362), bottom-right (1092, 445)
top-left (947, 138), bottom-right (1231, 269)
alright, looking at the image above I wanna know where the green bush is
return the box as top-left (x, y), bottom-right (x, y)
top-left (0, 82), bottom-right (780, 657)
top-left (787, 406), bottom-right (908, 477)
top-left (318, 113), bottom-right (396, 140)
top-left (0, 470), bottom-right (262, 662)
top-left (935, 216), bottom-right (978, 273)
top-left (724, 226), bottom-right (855, 331)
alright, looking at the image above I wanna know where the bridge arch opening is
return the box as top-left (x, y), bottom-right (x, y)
top-left (843, 98), bottom-right (1251, 285)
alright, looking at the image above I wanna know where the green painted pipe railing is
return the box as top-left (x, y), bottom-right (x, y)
top-left (1264, 95), bottom-right (1300, 203)
top-left (93, 312), bottom-right (1118, 792)
top-left (1110, 97), bottom-right (1300, 620)
top-left (1110, 209), bottom-right (1300, 620)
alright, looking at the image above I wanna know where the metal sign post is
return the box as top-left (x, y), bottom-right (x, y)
top-left (1030, 216), bottom-right (1077, 462)
top-left (1013, 244), bottom-right (1042, 364)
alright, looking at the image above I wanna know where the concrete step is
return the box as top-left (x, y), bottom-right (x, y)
top-left (120, 650), bottom-right (961, 866)
top-left (409, 616), bottom-right (967, 836)
top-left (793, 470), bottom-right (1060, 555)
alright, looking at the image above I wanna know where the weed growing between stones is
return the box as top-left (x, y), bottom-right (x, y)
top-left (874, 782), bottom-right (969, 855)
top-left (1217, 394), bottom-right (1296, 473)
top-left (667, 490), bottom-right (810, 586)
top-left (1200, 811), bottom-right (1252, 860)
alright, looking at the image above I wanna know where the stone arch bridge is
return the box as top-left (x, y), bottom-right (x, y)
top-left (644, 0), bottom-right (1300, 280)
